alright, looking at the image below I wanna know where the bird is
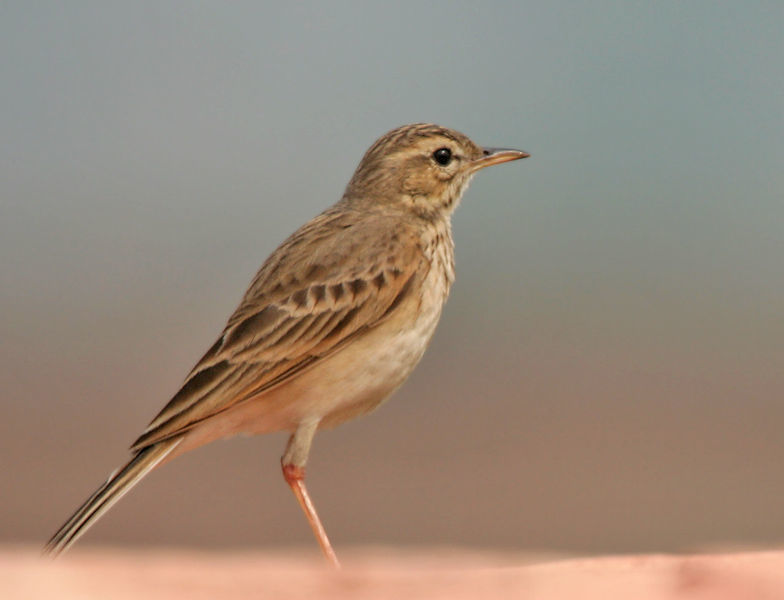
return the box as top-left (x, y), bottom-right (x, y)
top-left (44, 123), bottom-right (529, 567)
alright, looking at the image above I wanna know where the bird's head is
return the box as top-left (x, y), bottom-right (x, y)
top-left (344, 123), bottom-right (529, 220)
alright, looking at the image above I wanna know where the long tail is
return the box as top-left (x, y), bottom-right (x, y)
top-left (44, 436), bottom-right (183, 556)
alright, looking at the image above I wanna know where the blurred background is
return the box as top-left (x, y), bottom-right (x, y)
top-left (2, 2), bottom-right (783, 556)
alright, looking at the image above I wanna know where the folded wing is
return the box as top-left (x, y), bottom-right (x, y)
top-left (132, 209), bottom-right (425, 450)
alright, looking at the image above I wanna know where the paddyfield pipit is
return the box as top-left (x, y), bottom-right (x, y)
top-left (45, 123), bottom-right (528, 567)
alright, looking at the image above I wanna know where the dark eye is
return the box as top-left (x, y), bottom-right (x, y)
top-left (432, 147), bottom-right (452, 166)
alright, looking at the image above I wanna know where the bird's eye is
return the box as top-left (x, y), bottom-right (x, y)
top-left (432, 147), bottom-right (452, 166)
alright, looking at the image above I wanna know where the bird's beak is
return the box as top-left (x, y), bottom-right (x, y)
top-left (470, 147), bottom-right (530, 172)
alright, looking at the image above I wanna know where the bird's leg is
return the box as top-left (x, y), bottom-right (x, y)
top-left (281, 419), bottom-right (340, 569)
top-left (281, 463), bottom-right (340, 568)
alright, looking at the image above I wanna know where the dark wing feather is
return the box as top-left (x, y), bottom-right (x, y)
top-left (131, 208), bottom-right (425, 450)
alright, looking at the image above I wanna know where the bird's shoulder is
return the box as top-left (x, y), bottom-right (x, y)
top-left (230, 203), bottom-right (430, 326)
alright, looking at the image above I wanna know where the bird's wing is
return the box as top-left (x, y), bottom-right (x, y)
top-left (131, 209), bottom-right (426, 450)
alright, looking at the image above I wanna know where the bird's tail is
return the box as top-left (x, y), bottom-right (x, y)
top-left (44, 436), bottom-right (183, 556)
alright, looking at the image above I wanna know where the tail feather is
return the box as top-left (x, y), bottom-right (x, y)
top-left (44, 437), bottom-right (183, 556)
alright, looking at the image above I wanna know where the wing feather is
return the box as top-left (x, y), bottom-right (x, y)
top-left (131, 210), bottom-right (426, 450)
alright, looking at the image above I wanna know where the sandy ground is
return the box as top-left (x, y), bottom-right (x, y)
top-left (4, 546), bottom-right (784, 599)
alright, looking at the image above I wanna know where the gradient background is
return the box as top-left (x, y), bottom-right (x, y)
top-left (2, 2), bottom-right (783, 555)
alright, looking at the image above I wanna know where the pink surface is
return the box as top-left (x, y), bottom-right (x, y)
top-left (5, 547), bottom-right (784, 599)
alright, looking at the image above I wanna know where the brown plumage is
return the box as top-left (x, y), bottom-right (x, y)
top-left (45, 123), bottom-right (528, 566)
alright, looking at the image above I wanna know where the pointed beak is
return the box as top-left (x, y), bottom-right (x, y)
top-left (470, 147), bottom-right (530, 172)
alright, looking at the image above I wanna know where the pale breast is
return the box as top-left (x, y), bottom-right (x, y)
top-left (281, 219), bottom-right (455, 429)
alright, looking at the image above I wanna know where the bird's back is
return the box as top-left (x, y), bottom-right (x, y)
top-left (133, 204), bottom-right (455, 448)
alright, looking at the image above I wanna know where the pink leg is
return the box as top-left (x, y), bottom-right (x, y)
top-left (281, 462), bottom-right (340, 569)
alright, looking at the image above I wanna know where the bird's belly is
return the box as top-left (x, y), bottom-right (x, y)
top-left (180, 299), bottom-right (445, 450)
top-left (199, 306), bottom-right (442, 442)
top-left (179, 268), bottom-right (449, 451)
top-left (294, 294), bottom-right (445, 429)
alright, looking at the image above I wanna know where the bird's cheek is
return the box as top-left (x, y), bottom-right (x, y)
top-left (401, 171), bottom-right (434, 197)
